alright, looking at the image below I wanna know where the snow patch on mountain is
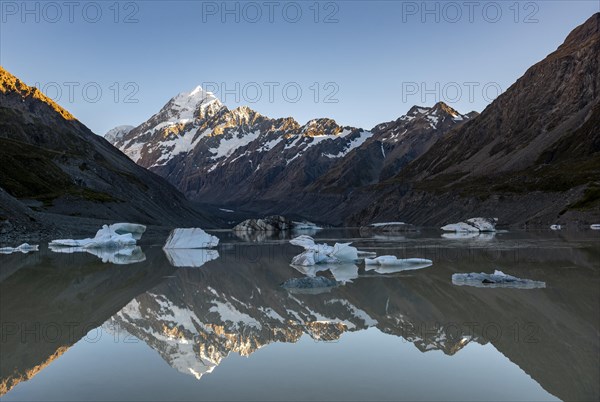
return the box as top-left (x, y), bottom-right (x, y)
top-left (104, 125), bottom-right (134, 142)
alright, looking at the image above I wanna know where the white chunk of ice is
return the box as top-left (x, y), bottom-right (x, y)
top-left (441, 217), bottom-right (497, 232)
top-left (49, 225), bottom-right (137, 249)
top-left (109, 223), bottom-right (147, 239)
top-left (289, 235), bottom-right (361, 266)
top-left (364, 256), bottom-right (432, 266)
top-left (163, 228), bottom-right (219, 249)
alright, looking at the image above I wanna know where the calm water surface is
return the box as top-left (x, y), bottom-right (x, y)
top-left (1, 229), bottom-right (598, 401)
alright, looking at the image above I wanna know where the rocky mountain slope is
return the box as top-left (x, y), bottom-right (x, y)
top-left (0, 67), bottom-right (219, 237)
top-left (107, 14), bottom-right (599, 227)
top-left (351, 13), bottom-right (600, 226)
top-left (108, 89), bottom-right (474, 219)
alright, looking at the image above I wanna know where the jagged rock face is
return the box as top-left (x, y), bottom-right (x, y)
top-left (309, 102), bottom-right (475, 193)
top-left (0, 67), bottom-right (216, 228)
top-left (108, 87), bottom-right (473, 214)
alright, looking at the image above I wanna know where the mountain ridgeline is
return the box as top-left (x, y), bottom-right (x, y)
top-left (0, 67), bottom-right (218, 238)
top-left (108, 88), bottom-right (476, 223)
top-left (108, 13), bottom-right (600, 226)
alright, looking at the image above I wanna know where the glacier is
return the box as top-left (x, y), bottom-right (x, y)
top-left (452, 270), bottom-right (546, 289)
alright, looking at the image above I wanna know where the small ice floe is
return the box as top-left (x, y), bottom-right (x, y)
top-left (359, 222), bottom-right (415, 237)
top-left (365, 256), bottom-right (432, 274)
top-left (550, 224), bottom-right (562, 230)
top-left (452, 270), bottom-right (546, 289)
top-left (49, 245), bottom-right (146, 265)
top-left (441, 217), bottom-right (497, 233)
top-left (163, 228), bottom-right (219, 249)
top-left (109, 223), bottom-right (146, 240)
top-left (292, 221), bottom-right (323, 235)
top-left (163, 248), bottom-right (220, 268)
top-left (0, 243), bottom-right (39, 255)
top-left (369, 222), bottom-right (406, 227)
top-left (290, 235), bottom-right (360, 266)
top-left (591, 224), bottom-right (600, 230)
top-left (281, 276), bottom-right (338, 294)
top-left (49, 225), bottom-right (137, 249)
top-left (219, 208), bottom-right (234, 213)
top-left (365, 256), bottom-right (432, 266)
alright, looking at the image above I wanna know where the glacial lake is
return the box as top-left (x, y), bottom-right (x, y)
top-left (1, 229), bottom-right (598, 401)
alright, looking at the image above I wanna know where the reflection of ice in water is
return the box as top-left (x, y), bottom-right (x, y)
top-left (0, 243), bottom-right (38, 254)
top-left (49, 245), bottom-right (146, 265)
top-left (163, 248), bottom-right (219, 268)
top-left (291, 263), bottom-right (358, 284)
top-left (452, 270), bottom-right (546, 289)
top-left (442, 232), bottom-right (496, 240)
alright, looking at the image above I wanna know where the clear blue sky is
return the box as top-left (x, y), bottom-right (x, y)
top-left (1, 1), bottom-right (598, 134)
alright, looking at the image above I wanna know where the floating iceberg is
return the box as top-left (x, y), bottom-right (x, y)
top-left (365, 256), bottom-right (432, 266)
top-left (591, 224), bottom-right (600, 230)
top-left (0, 243), bottom-right (39, 255)
top-left (369, 222), bottom-right (407, 227)
top-left (281, 276), bottom-right (338, 293)
top-left (289, 235), bottom-right (360, 266)
top-left (452, 270), bottom-right (546, 289)
top-left (109, 223), bottom-right (146, 240)
top-left (292, 221), bottom-right (323, 235)
top-left (163, 248), bottom-right (220, 268)
top-left (49, 225), bottom-right (137, 249)
top-left (49, 245), bottom-right (146, 265)
top-left (365, 256), bottom-right (432, 274)
top-left (163, 228), bottom-right (219, 249)
top-left (550, 224), bottom-right (562, 230)
top-left (441, 217), bottom-right (497, 232)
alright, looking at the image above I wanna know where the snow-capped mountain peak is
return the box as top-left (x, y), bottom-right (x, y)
top-left (164, 85), bottom-right (223, 121)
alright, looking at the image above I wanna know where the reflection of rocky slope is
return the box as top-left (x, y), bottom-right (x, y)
top-left (112, 241), bottom-right (598, 401)
top-left (0, 248), bottom-right (176, 396)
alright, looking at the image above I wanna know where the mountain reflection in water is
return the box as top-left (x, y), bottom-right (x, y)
top-left (1, 230), bottom-right (598, 401)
